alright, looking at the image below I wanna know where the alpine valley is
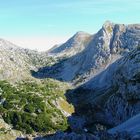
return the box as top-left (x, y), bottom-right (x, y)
top-left (0, 21), bottom-right (140, 140)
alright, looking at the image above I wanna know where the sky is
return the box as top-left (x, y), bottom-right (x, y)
top-left (0, 0), bottom-right (140, 51)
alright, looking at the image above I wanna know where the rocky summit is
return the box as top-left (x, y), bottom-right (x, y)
top-left (0, 21), bottom-right (140, 140)
top-left (34, 21), bottom-right (140, 85)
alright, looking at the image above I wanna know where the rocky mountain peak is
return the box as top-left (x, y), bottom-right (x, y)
top-left (48, 31), bottom-right (92, 58)
top-left (73, 31), bottom-right (91, 39)
top-left (102, 20), bottom-right (114, 31)
top-left (66, 31), bottom-right (91, 48)
top-left (103, 20), bottom-right (114, 26)
top-left (37, 22), bottom-right (140, 84)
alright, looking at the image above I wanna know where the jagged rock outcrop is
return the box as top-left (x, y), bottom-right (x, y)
top-left (66, 47), bottom-right (140, 136)
top-left (35, 21), bottom-right (140, 84)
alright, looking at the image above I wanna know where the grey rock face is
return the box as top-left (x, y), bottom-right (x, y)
top-left (66, 47), bottom-right (140, 135)
top-left (0, 39), bottom-right (50, 82)
top-left (48, 31), bottom-right (92, 58)
top-left (41, 21), bottom-right (140, 84)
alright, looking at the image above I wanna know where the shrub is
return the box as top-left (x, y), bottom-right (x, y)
top-left (0, 80), bottom-right (69, 134)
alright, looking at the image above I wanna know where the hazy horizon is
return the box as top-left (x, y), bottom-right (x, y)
top-left (0, 0), bottom-right (140, 51)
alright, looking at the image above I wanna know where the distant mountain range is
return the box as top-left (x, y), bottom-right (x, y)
top-left (0, 21), bottom-right (140, 140)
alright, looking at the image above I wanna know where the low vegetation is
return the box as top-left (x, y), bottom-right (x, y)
top-left (0, 79), bottom-right (71, 134)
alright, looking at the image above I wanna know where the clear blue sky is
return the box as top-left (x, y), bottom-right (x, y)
top-left (0, 0), bottom-right (140, 51)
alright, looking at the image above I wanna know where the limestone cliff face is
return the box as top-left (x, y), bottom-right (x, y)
top-left (66, 47), bottom-right (140, 133)
top-left (39, 21), bottom-right (140, 83)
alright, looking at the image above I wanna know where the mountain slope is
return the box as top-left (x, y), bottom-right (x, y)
top-left (108, 113), bottom-right (140, 134)
top-left (34, 21), bottom-right (140, 84)
top-left (0, 38), bottom-right (56, 82)
top-left (66, 47), bottom-right (140, 134)
top-left (0, 39), bottom-right (74, 138)
top-left (48, 31), bottom-right (92, 58)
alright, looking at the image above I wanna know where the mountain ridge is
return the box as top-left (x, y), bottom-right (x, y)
top-left (48, 31), bottom-right (92, 58)
top-left (0, 21), bottom-right (140, 140)
top-left (32, 21), bottom-right (140, 85)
